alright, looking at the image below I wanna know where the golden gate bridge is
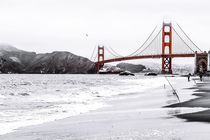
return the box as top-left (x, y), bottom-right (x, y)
top-left (90, 22), bottom-right (209, 74)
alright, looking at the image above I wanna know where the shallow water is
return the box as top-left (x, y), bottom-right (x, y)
top-left (0, 74), bottom-right (170, 135)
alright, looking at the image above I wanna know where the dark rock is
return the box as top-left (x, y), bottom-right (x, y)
top-left (119, 71), bottom-right (135, 76)
top-left (18, 93), bottom-right (30, 96)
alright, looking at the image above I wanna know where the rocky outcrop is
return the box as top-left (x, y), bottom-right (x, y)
top-left (116, 63), bottom-right (146, 73)
top-left (0, 45), bottom-right (96, 74)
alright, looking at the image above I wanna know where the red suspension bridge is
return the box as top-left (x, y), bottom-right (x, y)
top-left (90, 22), bottom-right (209, 74)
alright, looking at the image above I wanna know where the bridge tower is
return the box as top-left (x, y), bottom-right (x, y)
top-left (162, 22), bottom-right (172, 74)
top-left (97, 46), bottom-right (104, 72)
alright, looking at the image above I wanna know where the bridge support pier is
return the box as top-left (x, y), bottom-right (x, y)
top-left (162, 22), bottom-right (172, 74)
top-left (97, 46), bottom-right (104, 72)
top-left (194, 51), bottom-right (208, 74)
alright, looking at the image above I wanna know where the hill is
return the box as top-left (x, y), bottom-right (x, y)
top-left (0, 45), bottom-right (96, 74)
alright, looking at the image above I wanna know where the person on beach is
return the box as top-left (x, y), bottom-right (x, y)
top-left (199, 73), bottom-right (203, 81)
top-left (187, 73), bottom-right (191, 82)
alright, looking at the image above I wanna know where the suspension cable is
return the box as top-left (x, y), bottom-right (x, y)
top-left (106, 47), bottom-right (120, 58)
top-left (172, 27), bottom-right (195, 53)
top-left (136, 29), bottom-right (162, 56)
top-left (108, 47), bottom-right (123, 57)
top-left (176, 23), bottom-right (203, 52)
top-left (90, 45), bottom-right (96, 61)
top-left (128, 25), bottom-right (158, 56)
top-left (93, 53), bottom-right (97, 62)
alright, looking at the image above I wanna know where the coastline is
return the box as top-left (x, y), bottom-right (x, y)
top-left (167, 77), bottom-right (210, 122)
top-left (1, 76), bottom-right (210, 139)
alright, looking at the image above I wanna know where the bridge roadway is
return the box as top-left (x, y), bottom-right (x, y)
top-left (97, 53), bottom-right (195, 63)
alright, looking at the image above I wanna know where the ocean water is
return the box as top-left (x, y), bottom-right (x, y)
top-left (0, 74), bottom-right (168, 135)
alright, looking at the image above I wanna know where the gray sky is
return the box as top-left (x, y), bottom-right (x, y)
top-left (0, 0), bottom-right (209, 61)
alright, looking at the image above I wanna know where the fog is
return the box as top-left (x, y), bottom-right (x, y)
top-left (0, 0), bottom-right (209, 60)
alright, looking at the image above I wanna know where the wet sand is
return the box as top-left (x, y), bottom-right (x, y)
top-left (167, 77), bottom-right (210, 122)
top-left (1, 76), bottom-right (210, 140)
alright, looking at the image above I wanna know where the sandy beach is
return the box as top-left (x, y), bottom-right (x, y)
top-left (0, 0), bottom-right (210, 139)
top-left (1, 76), bottom-right (210, 140)
top-left (169, 77), bottom-right (210, 122)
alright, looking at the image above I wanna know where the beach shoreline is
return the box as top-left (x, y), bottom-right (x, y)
top-left (1, 76), bottom-right (210, 140)
top-left (167, 77), bottom-right (210, 122)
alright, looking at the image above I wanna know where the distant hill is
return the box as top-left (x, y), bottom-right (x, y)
top-left (0, 44), bottom-right (96, 74)
top-left (116, 63), bottom-right (146, 73)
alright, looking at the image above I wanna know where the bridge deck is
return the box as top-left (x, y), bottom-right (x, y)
top-left (96, 53), bottom-right (195, 63)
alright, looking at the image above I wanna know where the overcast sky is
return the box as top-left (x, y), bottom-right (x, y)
top-left (0, 0), bottom-right (209, 61)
